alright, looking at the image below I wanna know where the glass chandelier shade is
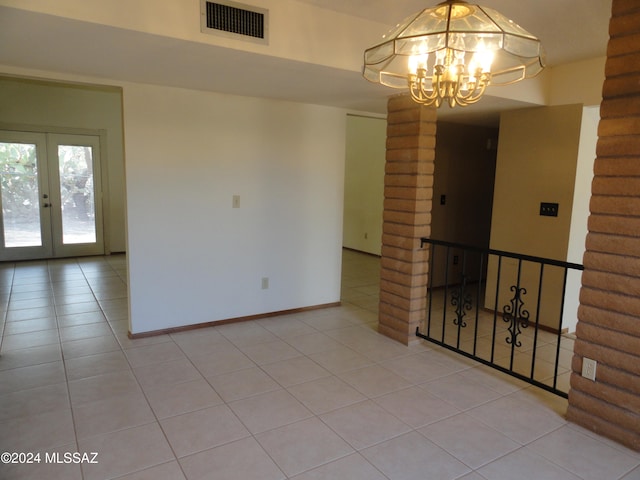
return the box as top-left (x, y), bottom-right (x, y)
top-left (363, 0), bottom-right (545, 107)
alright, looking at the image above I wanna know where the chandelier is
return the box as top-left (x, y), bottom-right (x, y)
top-left (363, 0), bottom-right (545, 108)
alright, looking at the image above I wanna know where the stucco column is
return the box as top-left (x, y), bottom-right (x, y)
top-left (378, 94), bottom-right (437, 345)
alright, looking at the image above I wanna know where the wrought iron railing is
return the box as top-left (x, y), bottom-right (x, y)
top-left (417, 238), bottom-right (584, 398)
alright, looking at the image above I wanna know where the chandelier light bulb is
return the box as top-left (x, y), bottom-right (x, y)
top-left (408, 53), bottom-right (429, 75)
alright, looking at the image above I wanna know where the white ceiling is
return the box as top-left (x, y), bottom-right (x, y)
top-left (298, 0), bottom-right (612, 67)
top-left (0, 0), bottom-right (612, 125)
top-left (296, 0), bottom-right (613, 124)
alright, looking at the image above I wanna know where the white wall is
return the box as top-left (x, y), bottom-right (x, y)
top-left (123, 83), bottom-right (346, 334)
top-left (563, 106), bottom-right (599, 333)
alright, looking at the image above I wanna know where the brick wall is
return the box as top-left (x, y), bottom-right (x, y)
top-left (567, 0), bottom-right (640, 451)
top-left (378, 95), bottom-right (436, 345)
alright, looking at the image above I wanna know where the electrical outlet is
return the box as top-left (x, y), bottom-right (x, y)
top-left (582, 357), bottom-right (597, 381)
top-left (232, 195), bottom-right (240, 208)
top-left (261, 277), bottom-right (269, 290)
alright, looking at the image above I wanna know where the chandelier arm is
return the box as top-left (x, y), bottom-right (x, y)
top-left (409, 74), bottom-right (439, 105)
top-left (436, 72), bottom-right (450, 106)
top-left (456, 79), bottom-right (489, 105)
top-left (452, 67), bottom-right (467, 104)
top-left (457, 79), bottom-right (481, 101)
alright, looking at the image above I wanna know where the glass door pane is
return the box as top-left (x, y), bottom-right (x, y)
top-left (58, 144), bottom-right (96, 244)
top-left (0, 131), bottom-right (52, 261)
top-left (0, 141), bottom-right (42, 247)
top-left (48, 133), bottom-right (104, 258)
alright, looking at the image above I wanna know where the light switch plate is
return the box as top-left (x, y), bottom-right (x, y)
top-left (540, 202), bottom-right (559, 217)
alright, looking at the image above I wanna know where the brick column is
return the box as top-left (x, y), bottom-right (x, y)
top-left (378, 94), bottom-right (436, 345)
top-left (567, 0), bottom-right (640, 451)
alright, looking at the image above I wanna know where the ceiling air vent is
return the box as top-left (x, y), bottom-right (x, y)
top-left (201, 0), bottom-right (268, 44)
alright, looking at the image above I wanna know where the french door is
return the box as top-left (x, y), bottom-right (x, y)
top-left (0, 130), bottom-right (104, 261)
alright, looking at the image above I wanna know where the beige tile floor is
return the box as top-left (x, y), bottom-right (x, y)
top-left (0, 249), bottom-right (639, 479)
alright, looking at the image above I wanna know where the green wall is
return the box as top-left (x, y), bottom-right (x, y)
top-left (342, 114), bottom-right (385, 255)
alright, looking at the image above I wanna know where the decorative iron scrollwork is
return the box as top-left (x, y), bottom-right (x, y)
top-left (451, 274), bottom-right (472, 328)
top-left (503, 285), bottom-right (529, 347)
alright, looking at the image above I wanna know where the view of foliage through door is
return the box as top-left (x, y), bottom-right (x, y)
top-left (0, 141), bottom-right (41, 247)
top-left (58, 144), bottom-right (96, 244)
top-left (0, 131), bottom-right (103, 260)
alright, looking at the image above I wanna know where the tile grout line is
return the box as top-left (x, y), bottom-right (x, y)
top-left (176, 327), bottom-right (295, 478)
top-left (122, 336), bottom-right (192, 479)
top-left (75, 256), bottom-right (172, 480)
top-left (57, 257), bottom-right (102, 480)
top-left (0, 262), bottom-right (15, 355)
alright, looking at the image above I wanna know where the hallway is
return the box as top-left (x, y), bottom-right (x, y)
top-left (0, 251), bottom-right (639, 479)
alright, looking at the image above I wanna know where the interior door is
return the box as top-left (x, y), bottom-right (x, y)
top-left (0, 130), bottom-right (104, 261)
